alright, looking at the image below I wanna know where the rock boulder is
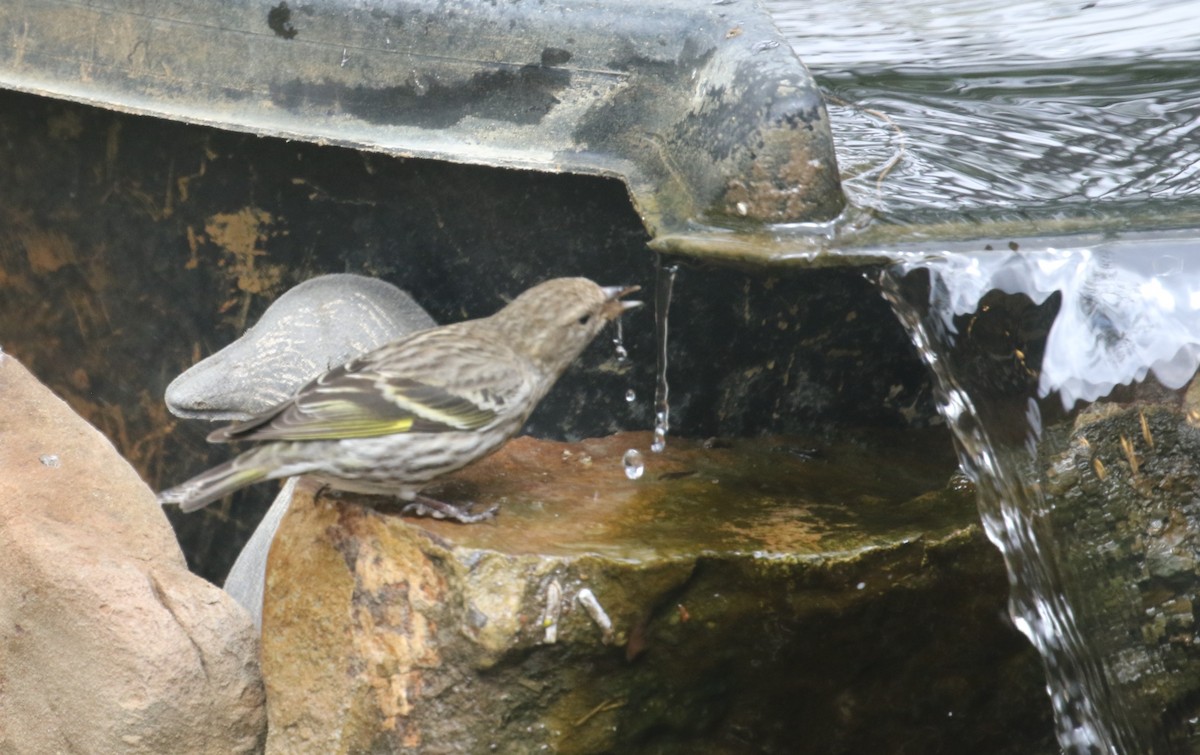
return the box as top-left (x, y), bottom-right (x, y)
top-left (0, 354), bottom-right (266, 753)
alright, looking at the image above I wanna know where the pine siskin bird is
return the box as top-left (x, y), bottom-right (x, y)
top-left (158, 277), bottom-right (641, 521)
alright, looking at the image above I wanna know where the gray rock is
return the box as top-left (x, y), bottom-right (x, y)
top-left (224, 478), bottom-right (297, 628)
top-left (165, 273), bottom-right (436, 421)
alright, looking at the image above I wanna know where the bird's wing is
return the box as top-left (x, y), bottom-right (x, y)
top-left (209, 329), bottom-right (533, 443)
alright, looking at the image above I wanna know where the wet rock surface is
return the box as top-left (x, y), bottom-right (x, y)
top-left (0, 356), bottom-right (266, 754)
top-left (262, 431), bottom-right (1054, 754)
top-left (1038, 390), bottom-right (1200, 748)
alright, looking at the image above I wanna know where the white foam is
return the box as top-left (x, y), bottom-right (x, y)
top-left (899, 235), bottom-right (1200, 409)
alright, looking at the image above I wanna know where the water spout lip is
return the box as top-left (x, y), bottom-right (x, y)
top-left (601, 284), bottom-right (643, 312)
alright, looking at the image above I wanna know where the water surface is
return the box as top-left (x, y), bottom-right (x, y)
top-left (767, 0), bottom-right (1200, 226)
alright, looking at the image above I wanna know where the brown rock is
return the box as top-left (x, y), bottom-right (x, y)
top-left (262, 431), bottom-right (1053, 754)
top-left (0, 355), bottom-right (266, 753)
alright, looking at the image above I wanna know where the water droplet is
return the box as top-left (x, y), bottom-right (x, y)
top-left (410, 70), bottom-right (428, 95)
top-left (650, 427), bottom-right (666, 454)
top-left (1154, 254), bottom-right (1182, 277)
top-left (651, 410), bottom-right (669, 453)
top-left (625, 389), bottom-right (636, 403)
top-left (622, 449), bottom-right (644, 480)
top-left (613, 317), bottom-right (628, 363)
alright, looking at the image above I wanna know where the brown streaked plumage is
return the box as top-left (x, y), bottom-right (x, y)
top-left (157, 277), bottom-right (641, 520)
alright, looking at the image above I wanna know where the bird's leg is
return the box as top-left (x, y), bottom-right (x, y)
top-left (313, 482), bottom-right (335, 501)
top-left (400, 494), bottom-right (499, 524)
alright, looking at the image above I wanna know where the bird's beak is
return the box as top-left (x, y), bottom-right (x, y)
top-left (601, 285), bottom-right (643, 316)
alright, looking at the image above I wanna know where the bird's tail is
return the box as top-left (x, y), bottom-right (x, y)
top-left (157, 448), bottom-right (275, 513)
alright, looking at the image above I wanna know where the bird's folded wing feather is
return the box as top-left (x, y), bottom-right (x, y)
top-left (209, 331), bottom-right (531, 442)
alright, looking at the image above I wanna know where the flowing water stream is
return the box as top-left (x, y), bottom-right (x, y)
top-left (879, 237), bottom-right (1200, 752)
top-left (759, 1), bottom-right (1200, 750)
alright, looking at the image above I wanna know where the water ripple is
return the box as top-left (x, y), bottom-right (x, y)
top-left (765, 0), bottom-right (1200, 224)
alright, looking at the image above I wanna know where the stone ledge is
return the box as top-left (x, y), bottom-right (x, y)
top-left (262, 431), bottom-right (1054, 753)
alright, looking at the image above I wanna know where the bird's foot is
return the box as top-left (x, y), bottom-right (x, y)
top-left (400, 494), bottom-right (498, 524)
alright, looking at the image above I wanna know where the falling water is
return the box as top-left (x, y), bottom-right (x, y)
top-left (880, 267), bottom-right (1133, 754)
top-left (622, 449), bottom-right (645, 480)
top-left (612, 316), bottom-right (629, 364)
top-left (651, 261), bottom-right (679, 454)
top-left (879, 234), bottom-right (1200, 752)
top-left (619, 261), bottom-right (676, 476)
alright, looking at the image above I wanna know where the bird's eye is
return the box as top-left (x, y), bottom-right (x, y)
top-left (578, 314), bottom-right (593, 326)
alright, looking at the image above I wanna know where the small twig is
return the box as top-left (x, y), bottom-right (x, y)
top-left (864, 107), bottom-right (906, 190)
top-left (824, 93), bottom-right (907, 194)
top-left (541, 579), bottom-right (563, 644)
top-left (574, 698), bottom-right (627, 727)
top-left (576, 588), bottom-right (614, 644)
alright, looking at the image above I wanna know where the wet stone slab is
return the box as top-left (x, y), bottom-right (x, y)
top-left (262, 431), bottom-right (1055, 754)
top-left (416, 431), bottom-right (969, 557)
